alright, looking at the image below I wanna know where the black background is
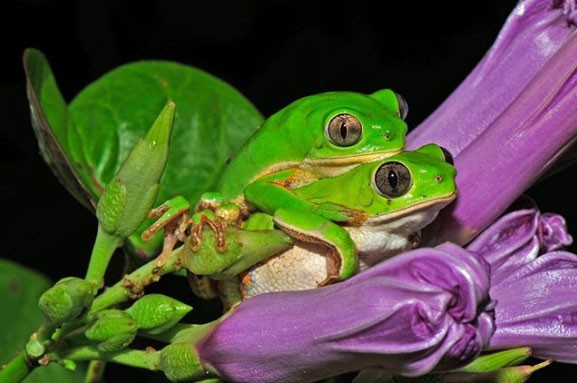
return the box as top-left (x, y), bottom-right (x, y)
top-left (2, 0), bottom-right (577, 382)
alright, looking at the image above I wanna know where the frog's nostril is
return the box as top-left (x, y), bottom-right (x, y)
top-left (440, 146), bottom-right (454, 165)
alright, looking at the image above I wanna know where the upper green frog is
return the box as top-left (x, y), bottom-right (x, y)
top-left (217, 88), bottom-right (409, 208)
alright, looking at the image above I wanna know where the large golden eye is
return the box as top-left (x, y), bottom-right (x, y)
top-left (374, 161), bottom-right (412, 197)
top-left (395, 92), bottom-right (409, 120)
top-left (326, 113), bottom-right (363, 147)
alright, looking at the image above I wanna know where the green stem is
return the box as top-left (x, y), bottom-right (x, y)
top-left (84, 361), bottom-right (106, 383)
top-left (85, 226), bottom-right (123, 288)
top-left (59, 346), bottom-right (160, 371)
top-left (89, 246), bottom-right (183, 314)
top-left (0, 351), bottom-right (35, 383)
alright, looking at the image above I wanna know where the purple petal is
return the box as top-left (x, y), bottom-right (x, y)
top-left (467, 207), bottom-right (541, 284)
top-left (489, 252), bottom-right (577, 363)
top-left (538, 212), bottom-right (574, 252)
top-left (196, 246), bottom-right (494, 383)
top-left (465, 206), bottom-right (573, 284)
top-left (408, 0), bottom-right (576, 156)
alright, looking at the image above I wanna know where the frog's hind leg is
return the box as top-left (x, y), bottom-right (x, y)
top-left (272, 208), bottom-right (359, 285)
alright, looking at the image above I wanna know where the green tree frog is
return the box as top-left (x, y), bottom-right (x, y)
top-left (144, 89), bottom-right (409, 262)
top-left (238, 143), bottom-right (458, 297)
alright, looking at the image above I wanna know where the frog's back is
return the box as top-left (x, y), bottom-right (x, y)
top-left (217, 90), bottom-right (407, 201)
top-left (217, 104), bottom-right (311, 200)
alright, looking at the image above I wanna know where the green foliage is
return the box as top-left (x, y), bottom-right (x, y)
top-left (0, 259), bottom-right (85, 382)
top-left (23, 48), bottom-right (264, 256)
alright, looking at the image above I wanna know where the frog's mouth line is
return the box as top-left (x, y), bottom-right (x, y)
top-left (366, 192), bottom-right (458, 225)
top-left (305, 150), bottom-right (400, 167)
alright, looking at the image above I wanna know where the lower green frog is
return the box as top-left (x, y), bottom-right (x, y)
top-left (239, 143), bottom-right (457, 297)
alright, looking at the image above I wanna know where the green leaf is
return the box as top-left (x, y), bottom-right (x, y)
top-left (23, 48), bottom-right (95, 211)
top-left (68, 59), bottom-right (264, 206)
top-left (23, 48), bottom-right (264, 256)
top-left (0, 258), bottom-right (85, 382)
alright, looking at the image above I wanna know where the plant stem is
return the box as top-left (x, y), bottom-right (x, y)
top-left (85, 225), bottom-right (123, 288)
top-left (84, 361), bottom-right (106, 383)
top-left (89, 246), bottom-right (183, 314)
top-left (0, 351), bottom-right (35, 383)
top-left (59, 346), bottom-right (160, 371)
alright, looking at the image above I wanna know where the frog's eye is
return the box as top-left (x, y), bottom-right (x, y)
top-left (326, 113), bottom-right (363, 147)
top-left (395, 93), bottom-right (409, 120)
top-left (374, 161), bottom-right (412, 198)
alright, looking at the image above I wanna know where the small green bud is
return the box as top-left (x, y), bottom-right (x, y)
top-left (159, 343), bottom-right (208, 382)
top-left (85, 309), bottom-right (138, 352)
top-left (440, 359), bottom-right (553, 383)
top-left (38, 277), bottom-right (94, 325)
top-left (25, 338), bottom-right (45, 359)
top-left (62, 359), bottom-right (77, 371)
top-left (182, 226), bottom-right (293, 278)
top-left (459, 347), bottom-right (533, 373)
top-left (96, 101), bottom-right (175, 238)
top-left (125, 294), bottom-right (192, 335)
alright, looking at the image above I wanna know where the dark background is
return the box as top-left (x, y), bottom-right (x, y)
top-left (2, 0), bottom-right (577, 382)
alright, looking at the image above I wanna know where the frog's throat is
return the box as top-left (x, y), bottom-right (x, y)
top-left (304, 150), bottom-right (400, 167)
top-left (366, 192), bottom-right (457, 225)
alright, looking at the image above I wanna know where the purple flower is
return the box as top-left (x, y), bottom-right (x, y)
top-left (408, 0), bottom-right (577, 246)
top-left (465, 205), bottom-right (577, 363)
top-left (408, 0), bottom-right (577, 157)
top-left (197, 245), bottom-right (495, 383)
top-left (190, 1), bottom-right (577, 381)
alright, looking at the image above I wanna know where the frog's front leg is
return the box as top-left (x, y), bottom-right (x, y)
top-left (142, 194), bottom-right (241, 267)
top-left (272, 208), bottom-right (358, 284)
top-left (141, 195), bottom-right (192, 266)
top-left (244, 172), bottom-right (367, 224)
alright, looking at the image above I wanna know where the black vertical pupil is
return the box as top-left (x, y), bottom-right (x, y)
top-left (388, 170), bottom-right (398, 189)
top-left (340, 122), bottom-right (347, 139)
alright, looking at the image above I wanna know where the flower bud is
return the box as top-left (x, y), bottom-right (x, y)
top-left (96, 102), bottom-right (174, 238)
top-left (124, 294), bottom-right (192, 335)
top-left (459, 347), bottom-right (532, 373)
top-left (38, 277), bottom-right (94, 325)
top-left (159, 343), bottom-right (208, 382)
top-left (85, 309), bottom-right (138, 352)
top-left (439, 360), bottom-right (552, 383)
top-left (25, 338), bottom-right (44, 359)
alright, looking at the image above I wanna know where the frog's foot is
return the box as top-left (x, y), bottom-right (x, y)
top-left (189, 209), bottom-right (228, 253)
top-left (141, 196), bottom-right (192, 267)
top-left (142, 196), bottom-right (191, 241)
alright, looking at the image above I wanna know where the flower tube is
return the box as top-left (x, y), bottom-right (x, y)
top-left (408, 0), bottom-right (577, 246)
top-left (196, 246), bottom-right (495, 383)
top-left (408, 0), bottom-right (577, 156)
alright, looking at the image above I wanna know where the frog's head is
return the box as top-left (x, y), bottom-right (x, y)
top-left (363, 143), bottom-right (457, 229)
top-left (267, 89), bottom-right (408, 167)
